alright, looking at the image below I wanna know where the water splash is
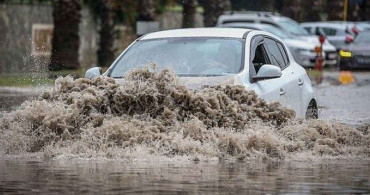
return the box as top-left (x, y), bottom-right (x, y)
top-left (0, 67), bottom-right (369, 160)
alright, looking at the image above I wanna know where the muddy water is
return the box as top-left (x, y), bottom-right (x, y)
top-left (0, 87), bottom-right (46, 116)
top-left (0, 158), bottom-right (369, 194)
top-left (1, 68), bottom-right (370, 193)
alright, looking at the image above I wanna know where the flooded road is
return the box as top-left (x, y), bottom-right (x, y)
top-left (0, 70), bottom-right (370, 194)
top-left (0, 87), bottom-right (45, 116)
top-left (1, 158), bottom-right (369, 194)
top-left (316, 71), bottom-right (370, 126)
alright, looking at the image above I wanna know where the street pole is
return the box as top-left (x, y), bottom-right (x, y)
top-left (314, 36), bottom-right (325, 84)
top-left (343, 0), bottom-right (348, 21)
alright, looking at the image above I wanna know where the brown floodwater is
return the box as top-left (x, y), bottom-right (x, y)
top-left (1, 68), bottom-right (370, 194)
top-left (0, 158), bottom-right (369, 194)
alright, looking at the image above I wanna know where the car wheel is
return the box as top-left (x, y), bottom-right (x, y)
top-left (306, 100), bottom-right (318, 119)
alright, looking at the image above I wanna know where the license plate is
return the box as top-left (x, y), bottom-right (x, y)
top-left (328, 53), bottom-right (337, 59)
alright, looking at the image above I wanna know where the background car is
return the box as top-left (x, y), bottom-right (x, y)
top-left (218, 23), bottom-right (338, 68)
top-left (216, 12), bottom-right (338, 65)
top-left (301, 22), bottom-right (358, 50)
top-left (86, 28), bottom-right (318, 118)
top-left (357, 22), bottom-right (370, 30)
top-left (216, 12), bottom-right (334, 44)
top-left (339, 30), bottom-right (370, 70)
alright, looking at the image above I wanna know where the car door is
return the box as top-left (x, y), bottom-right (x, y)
top-left (247, 36), bottom-right (287, 107)
top-left (263, 37), bottom-right (304, 116)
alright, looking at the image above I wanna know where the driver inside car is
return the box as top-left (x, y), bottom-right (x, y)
top-left (197, 42), bottom-right (237, 74)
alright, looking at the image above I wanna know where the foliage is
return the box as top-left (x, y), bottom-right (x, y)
top-left (49, 0), bottom-right (81, 70)
top-left (200, 0), bottom-right (230, 27)
top-left (182, 0), bottom-right (197, 28)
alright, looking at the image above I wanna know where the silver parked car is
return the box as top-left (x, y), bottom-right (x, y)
top-left (216, 12), bottom-right (338, 66)
top-left (219, 23), bottom-right (337, 67)
top-left (301, 22), bottom-right (357, 50)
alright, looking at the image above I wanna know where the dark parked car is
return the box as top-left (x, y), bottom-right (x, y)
top-left (339, 30), bottom-right (370, 70)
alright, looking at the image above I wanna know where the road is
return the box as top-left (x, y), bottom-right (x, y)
top-left (315, 70), bottom-right (370, 126)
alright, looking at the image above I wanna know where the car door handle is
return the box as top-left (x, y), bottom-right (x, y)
top-left (298, 79), bottom-right (304, 86)
top-left (280, 88), bottom-right (286, 95)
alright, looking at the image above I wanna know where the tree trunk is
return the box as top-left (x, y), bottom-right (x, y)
top-left (201, 0), bottom-right (230, 27)
top-left (359, 0), bottom-right (370, 21)
top-left (182, 0), bottom-right (197, 28)
top-left (137, 0), bottom-right (156, 21)
top-left (97, 0), bottom-right (115, 67)
top-left (259, 0), bottom-right (274, 11)
top-left (325, 0), bottom-right (343, 21)
top-left (49, 0), bottom-right (81, 70)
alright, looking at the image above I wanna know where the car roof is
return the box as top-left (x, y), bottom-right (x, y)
top-left (301, 22), bottom-right (353, 29)
top-left (221, 22), bottom-right (273, 29)
top-left (217, 13), bottom-right (290, 25)
top-left (140, 28), bottom-right (252, 40)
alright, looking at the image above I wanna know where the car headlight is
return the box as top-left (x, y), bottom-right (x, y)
top-left (292, 48), bottom-right (316, 56)
top-left (339, 50), bottom-right (352, 58)
top-left (289, 47), bottom-right (316, 66)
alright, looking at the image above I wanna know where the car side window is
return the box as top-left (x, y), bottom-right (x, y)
top-left (321, 27), bottom-right (337, 36)
top-left (303, 27), bottom-right (311, 34)
top-left (276, 42), bottom-right (289, 69)
top-left (252, 43), bottom-right (270, 73)
top-left (264, 38), bottom-right (286, 69)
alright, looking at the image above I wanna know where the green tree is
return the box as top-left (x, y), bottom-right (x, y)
top-left (182, 0), bottom-right (197, 28)
top-left (97, 0), bottom-right (115, 67)
top-left (137, 0), bottom-right (156, 21)
top-left (200, 0), bottom-right (230, 27)
top-left (49, 0), bottom-right (81, 70)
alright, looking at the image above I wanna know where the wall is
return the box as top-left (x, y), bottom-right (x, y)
top-left (0, 4), bottom-right (204, 74)
top-left (0, 4), bottom-right (99, 74)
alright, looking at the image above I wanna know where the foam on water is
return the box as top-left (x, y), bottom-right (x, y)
top-left (0, 67), bottom-right (369, 161)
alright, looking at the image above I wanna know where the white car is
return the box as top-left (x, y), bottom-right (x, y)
top-left (86, 28), bottom-right (318, 119)
top-left (301, 22), bottom-right (357, 50)
top-left (219, 23), bottom-right (337, 67)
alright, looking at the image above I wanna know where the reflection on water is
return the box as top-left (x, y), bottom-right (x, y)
top-left (0, 159), bottom-right (369, 194)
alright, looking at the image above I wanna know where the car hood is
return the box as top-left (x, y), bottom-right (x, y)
top-left (114, 74), bottom-right (245, 90)
top-left (342, 44), bottom-right (370, 55)
top-left (294, 35), bottom-right (336, 51)
top-left (283, 39), bottom-right (317, 50)
top-left (178, 74), bottom-right (244, 89)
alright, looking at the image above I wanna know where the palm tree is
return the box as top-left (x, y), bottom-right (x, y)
top-left (49, 0), bottom-right (81, 70)
top-left (137, 0), bottom-right (156, 21)
top-left (182, 0), bottom-right (197, 28)
top-left (201, 0), bottom-right (230, 27)
top-left (97, 0), bottom-right (115, 67)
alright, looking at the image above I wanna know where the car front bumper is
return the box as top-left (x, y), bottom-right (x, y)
top-left (340, 55), bottom-right (370, 70)
top-left (296, 51), bottom-right (338, 68)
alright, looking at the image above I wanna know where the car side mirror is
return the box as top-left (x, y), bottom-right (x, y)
top-left (85, 67), bottom-right (102, 79)
top-left (253, 64), bottom-right (282, 81)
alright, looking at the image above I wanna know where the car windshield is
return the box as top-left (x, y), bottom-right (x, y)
top-left (110, 38), bottom-right (244, 78)
top-left (354, 31), bottom-right (370, 44)
top-left (279, 19), bottom-right (309, 35)
top-left (261, 25), bottom-right (293, 39)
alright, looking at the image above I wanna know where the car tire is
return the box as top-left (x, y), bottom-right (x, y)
top-left (306, 100), bottom-right (318, 119)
